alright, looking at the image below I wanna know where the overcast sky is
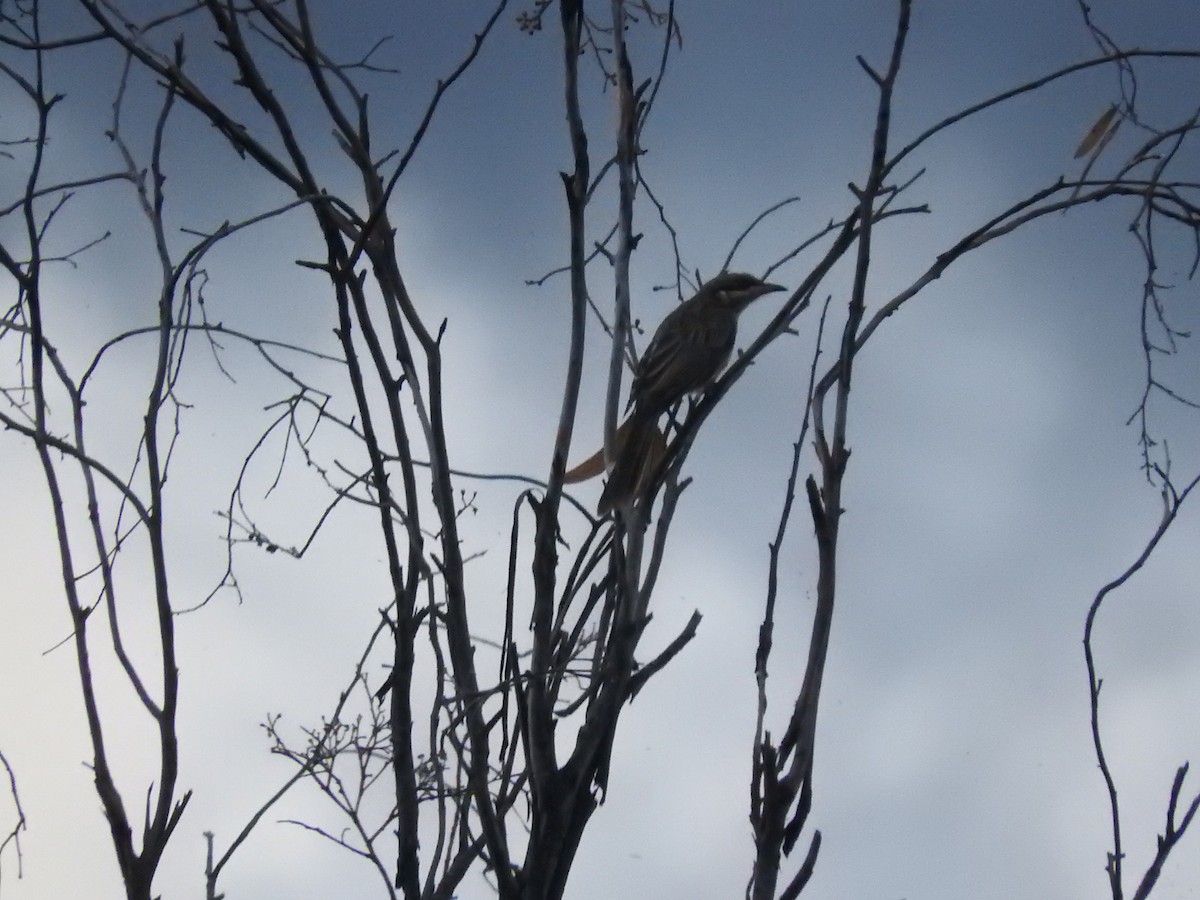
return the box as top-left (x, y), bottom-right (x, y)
top-left (2, 2), bottom-right (1200, 899)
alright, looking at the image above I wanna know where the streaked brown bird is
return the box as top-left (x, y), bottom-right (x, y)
top-left (591, 271), bottom-right (786, 515)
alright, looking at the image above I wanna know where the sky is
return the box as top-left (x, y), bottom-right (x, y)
top-left (2, 2), bottom-right (1200, 899)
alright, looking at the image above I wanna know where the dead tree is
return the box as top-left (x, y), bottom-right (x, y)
top-left (1, 2), bottom-right (1198, 899)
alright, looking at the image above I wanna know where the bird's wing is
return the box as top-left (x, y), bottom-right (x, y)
top-left (632, 306), bottom-right (736, 409)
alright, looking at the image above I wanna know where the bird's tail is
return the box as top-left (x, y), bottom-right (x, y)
top-left (596, 407), bottom-right (666, 516)
top-left (563, 416), bottom-right (637, 484)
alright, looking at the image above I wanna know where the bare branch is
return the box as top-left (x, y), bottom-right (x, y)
top-left (1084, 471), bottom-right (1200, 900)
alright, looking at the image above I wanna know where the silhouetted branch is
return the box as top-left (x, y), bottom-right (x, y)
top-left (1084, 470), bottom-right (1200, 900)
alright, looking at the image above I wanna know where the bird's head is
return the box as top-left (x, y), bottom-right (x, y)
top-left (703, 271), bottom-right (787, 313)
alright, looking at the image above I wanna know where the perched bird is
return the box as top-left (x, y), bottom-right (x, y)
top-left (592, 271), bottom-right (786, 515)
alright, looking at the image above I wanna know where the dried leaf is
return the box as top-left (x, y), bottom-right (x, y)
top-left (1075, 104), bottom-right (1119, 159)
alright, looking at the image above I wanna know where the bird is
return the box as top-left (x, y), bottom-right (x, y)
top-left (588, 271), bottom-right (786, 515)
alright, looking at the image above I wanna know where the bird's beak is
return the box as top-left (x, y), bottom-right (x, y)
top-left (756, 282), bottom-right (787, 298)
